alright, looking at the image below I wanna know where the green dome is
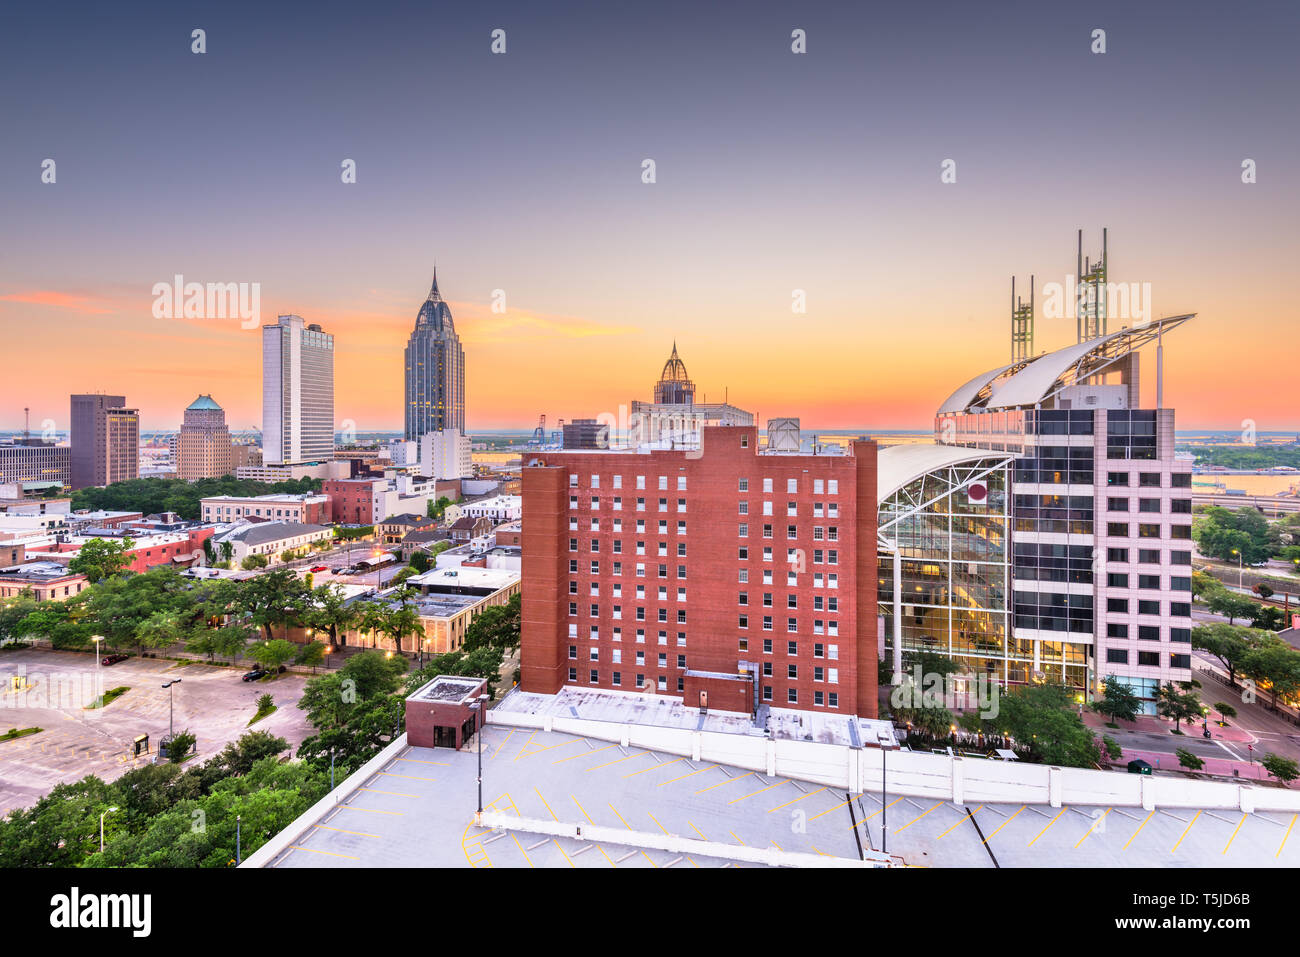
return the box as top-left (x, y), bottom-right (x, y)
top-left (186, 394), bottom-right (223, 411)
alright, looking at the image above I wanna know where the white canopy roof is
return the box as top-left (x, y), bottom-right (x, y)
top-left (876, 443), bottom-right (1011, 503)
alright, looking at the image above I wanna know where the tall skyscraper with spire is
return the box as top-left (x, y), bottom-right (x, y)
top-left (404, 269), bottom-right (465, 440)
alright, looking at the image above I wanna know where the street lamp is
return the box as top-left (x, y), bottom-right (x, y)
top-left (91, 635), bottom-right (104, 688)
top-left (877, 733), bottom-right (895, 855)
top-left (325, 644), bottom-right (333, 670)
top-left (1231, 548), bottom-right (1243, 589)
top-left (100, 806), bottom-right (118, 853)
top-left (161, 679), bottom-right (182, 739)
top-left (470, 693), bottom-right (490, 819)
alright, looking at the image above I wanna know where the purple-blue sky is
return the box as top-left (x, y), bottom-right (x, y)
top-left (1, 0), bottom-right (1297, 432)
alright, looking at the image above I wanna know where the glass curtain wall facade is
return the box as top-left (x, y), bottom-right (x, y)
top-left (878, 456), bottom-right (1013, 685)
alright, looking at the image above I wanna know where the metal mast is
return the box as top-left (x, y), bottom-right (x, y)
top-left (1076, 227), bottom-right (1108, 343)
top-left (1011, 275), bottom-right (1034, 362)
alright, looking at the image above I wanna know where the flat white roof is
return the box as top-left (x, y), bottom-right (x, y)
top-left (408, 565), bottom-right (520, 591)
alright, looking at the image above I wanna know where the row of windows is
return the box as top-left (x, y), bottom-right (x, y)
top-left (1106, 497), bottom-right (1193, 514)
top-left (1105, 650), bottom-right (1192, 669)
top-left (736, 615), bottom-right (841, 634)
top-left (1105, 598), bottom-right (1192, 616)
top-left (1105, 549), bottom-right (1193, 567)
top-left (564, 669), bottom-right (841, 707)
top-left (1105, 523), bottom-right (1192, 539)
top-left (1106, 625), bottom-right (1193, 642)
top-left (738, 592), bottom-right (840, 611)
top-left (569, 474), bottom-right (842, 495)
top-left (1106, 471), bottom-right (1192, 489)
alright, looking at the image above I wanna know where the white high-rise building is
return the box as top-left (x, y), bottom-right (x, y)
top-left (417, 429), bottom-right (471, 481)
top-left (262, 315), bottom-right (334, 466)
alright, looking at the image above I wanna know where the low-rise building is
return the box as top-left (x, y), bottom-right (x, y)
top-left (459, 495), bottom-right (521, 522)
top-left (0, 560), bottom-right (89, 601)
top-left (200, 493), bottom-right (332, 524)
top-left (213, 521), bottom-right (332, 564)
top-left (378, 513), bottom-right (437, 544)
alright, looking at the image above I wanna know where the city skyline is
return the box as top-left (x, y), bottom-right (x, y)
top-left (1, 1), bottom-right (1297, 434)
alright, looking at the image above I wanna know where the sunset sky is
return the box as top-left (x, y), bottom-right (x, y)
top-left (2, 0), bottom-right (1297, 434)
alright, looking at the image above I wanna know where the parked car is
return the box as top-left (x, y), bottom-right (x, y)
top-left (101, 653), bottom-right (129, 666)
top-left (309, 565), bottom-right (329, 573)
top-left (241, 668), bottom-right (267, 682)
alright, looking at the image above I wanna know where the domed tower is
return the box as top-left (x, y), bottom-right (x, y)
top-left (653, 341), bottom-right (696, 405)
top-left (404, 268), bottom-right (466, 439)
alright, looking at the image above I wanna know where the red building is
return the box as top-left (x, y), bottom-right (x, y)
top-left (521, 425), bottom-right (879, 718)
top-left (323, 478), bottom-right (387, 525)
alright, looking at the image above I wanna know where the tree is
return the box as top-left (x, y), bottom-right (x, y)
top-left (236, 569), bottom-right (311, 641)
top-left (1240, 635), bottom-right (1300, 711)
top-left (295, 639), bottom-right (327, 673)
top-left (219, 540), bottom-right (234, 564)
top-left (1101, 735), bottom-right (1123, 761)
top-left (1192, 623), bottom-right (1257, 684)
top-left (427, 496), bottom-right (453, 520)
top-left (212, 622), bottom-right (253, 663)
top-left (1175, 748), bottom-right (1205, 772)
top-left (1207, 590), bottom-right (1262, 626)
top-left (16, 599), bottom-right (93, 648)
top-left (961, 683), bottom-right (1101, 768)
top-left (1193, 506), bottom-right (1275, 564)
top-left (1214, 701), bottom-right (1238, 722)
top-left (1256, 583), bottom-right (1275, 599)
top-left (0, 592), bottom-right (41, 642)
top-left (1156, 683), bottom-right (1202, 733)
top-left (1092, 675), bottom-right (1141, 727)
top-left (408, 550), bottom-right (431, 574)
top-left (164, 729), bottom-right (196, 763)
top-left (68, 536), bottom-right (135, 583)
top-left (1261, 753), bottom-right (1300, 785)
top-left (463, 593), bottom-right (522, 653)
top-left (304, 582), bottom-right (360, 649)
top-left (241, 554), bottom-right (269, 571)
top-left (249, 639), bottom-right (297, 676)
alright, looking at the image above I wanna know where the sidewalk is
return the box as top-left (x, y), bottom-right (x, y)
top-left (1082, 709), bottom-right (1252, 743)
top-left (1113, 746), bottom-right (1294, 788)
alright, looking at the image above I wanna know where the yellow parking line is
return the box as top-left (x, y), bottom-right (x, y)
top-left (728, 780), bottom-right (786, 805)
top-left (555, 743), bottom-right (617, 764)
top-left (768, 787), bottom-right (827, 812)
top-left (658, 764), bottom-right (716, 786)
top-left (1074, 808), bottom-right (1110, 848)
top-left (312, 823), bottom-right (380, 839)
top-left (534, 787), bottom-right (559, 822)
top-left (857, 796), bottom-right (905, 824)
top-left (695, 771), bottom-right (755, 795)
top-left (552, 839), bottom-right (575, 867)
top-left (984, 805), bottom-right (1025, 844)
top-left (1222, 813), bottom-right (1247, 855)
top-left (641, 851), bottom-right (658, 868)
top-left (688, 821), bottom-right (708, 841)
top-left (647, 812), bottom-right (670, 835)
top-left (572, 795), bottom-right (596, 825)
top-left (341, 806), bottom-right (404, 815)
top-left (512, 730), bottom-right (538, 761)
top-left (1277, 815), bottom-right (1297, 858)
top-left (394, 757), bottom-right (449, 766)
top-left (608, 803), bottom-right (632, 830)
top-left (510, 832), bottom-right (534, 867)
top-left (1171, 810), bottom-right (1202, 854)
top-left (1028, 807), bottom-right (1066, 847)
top-left (519, 737), bottom-right (584, 758)
top-left (624, 756), bottom-right (684, 778)
top-left (896, 803), bottom-right (941, 834)
top-left (730, 831), bottom-right (746, 846)
top-left (491, 729), bottom-right (516, 759)
top-left (596, 844), bottom-right (617, 867)
top-left (359, 787), bottom-right (418, 798)
top-left (770, 840), bottom-right (783, 851)
top-left (586, 751), bottom-right (649, 772)
top-left (377, 771), bottom-right (436, 782)
top-left (1123, 810), bottom-right (1155, 850)
top-left (937, 806), bottom-right (983, 840)
top-left (809, 795), bottom-right (855, 822)
top-left (288, 845), bottom-right (358, 860)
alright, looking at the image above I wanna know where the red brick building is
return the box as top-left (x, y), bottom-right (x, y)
top-left (521, 425), bottom-right (879, 717)
top-left (323, 478), bottom-right (387, 525)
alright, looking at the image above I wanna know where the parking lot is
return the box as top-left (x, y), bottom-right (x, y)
top-left (265, 724), bottom-right (1300, 868)
top-left (0, 649), bottom-right (314, 814)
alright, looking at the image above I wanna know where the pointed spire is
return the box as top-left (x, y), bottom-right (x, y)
top-left (428, 264), bottom-right (440, 301)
